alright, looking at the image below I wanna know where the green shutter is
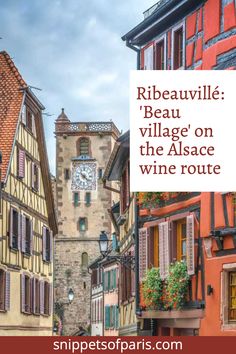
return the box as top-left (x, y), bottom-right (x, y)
top-left (105, 305), bottom-right (110, 329)
top-left (115, 305), bottom-right (119, 329)
top-left (113, 269), bottom-right (116, 289)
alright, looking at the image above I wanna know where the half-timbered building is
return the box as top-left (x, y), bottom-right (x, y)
top-left (122, 0), bottom-right (236, 336)
top-left (103, 131), bottom-right (138, 336)
top-left (0, 51), bottom-right (57, 335)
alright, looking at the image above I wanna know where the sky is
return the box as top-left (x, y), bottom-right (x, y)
top-left (0, 0), bottom-right (156, 173)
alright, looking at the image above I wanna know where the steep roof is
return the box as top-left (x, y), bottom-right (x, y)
top-left (0, 51), bottom-right (57, 234)
top-left (0, 51), bottom-right (27, 182)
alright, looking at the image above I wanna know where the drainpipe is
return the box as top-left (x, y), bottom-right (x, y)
top-left (126, 40), bottom-right (141, 70)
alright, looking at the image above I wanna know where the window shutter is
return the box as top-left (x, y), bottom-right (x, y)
top-left (49, 283), bottom-right (52, 315)
top-left (115, 305), bottom-right (119, 329)
top-left (113, 269), bottom-right (116, 289)
top-left (158, 221), bottom-right (170, 280)
top-left (186, 214), bottom-right (195, 275)
top-left (40, 280), bottom-right (45, 315)
top-left (144, 45), bottom-right (154, 69)
top-left (30, 220), bottom-right (33, 255)
top-left (50, 230), bottom-right (53, 262)
top-left (105, 305), bottom-right (110, 329)
top-left (21, 274), bottom-right (25, 313)
top-left (21, 215), bottom-right (26, 253)
top-left (139, 228), bottom-right (149, 281)
top-left (18, 149), bottom-right (25, 178)
top-left (30, 277), bottom-right (34, 314)
top-left (5, 271), bottom-right (10, 311)
top-left (9, 208), bottom-right (13, 248)
top-left (32, 278), bottom-right (36, 314)
top-left (42, 227), bottom-right (46, 261)
top-left (21, 105), bottom-right (26, 125)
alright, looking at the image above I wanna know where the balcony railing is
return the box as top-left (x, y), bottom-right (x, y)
top-left (55, 121), bottom-right (120, 137)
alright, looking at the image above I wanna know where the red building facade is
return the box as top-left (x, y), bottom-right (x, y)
top-left (123, 0), bottom-right (236, 336)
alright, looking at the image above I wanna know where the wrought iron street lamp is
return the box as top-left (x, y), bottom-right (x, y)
top-left (98, 231), bottom-right (135, 269)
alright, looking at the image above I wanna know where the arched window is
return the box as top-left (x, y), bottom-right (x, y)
top-left (81, 252), bottom-right (88, 269)
top-left (77, 137), bottom-right (90, 156)
top-left (78, 217), bottom-right (87, 232)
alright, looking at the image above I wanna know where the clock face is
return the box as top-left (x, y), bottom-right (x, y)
top-left (71, 162), bottom-right (97, 190)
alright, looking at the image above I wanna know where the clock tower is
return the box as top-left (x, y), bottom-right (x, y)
top-left (54, 109), bottom-right (119, 335)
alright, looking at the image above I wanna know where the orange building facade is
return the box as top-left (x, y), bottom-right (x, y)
top-left (122, 0), bottom-right (236, 336)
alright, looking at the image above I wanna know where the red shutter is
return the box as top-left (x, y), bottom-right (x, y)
top-left (42, 227), bottom-right (46, 261)
top-left (139, 228), bottom-right (149, 281)
top-left (186, 214), bottom-right (195, 275)
top-left (9, 208), bottom-right (13, 248)
top-left (21, 274), bottom-right (25, 313)
top-left (5, 271), bottom-right (10, 311)
top-left (159, 222), bottom-right (170, 280)
top-left (18, 149), bottom-right (25, 178)
top-left (40, 280), bottom-right (44, 315)
top-left (50, 230), bottom-right (53, 262)
top-left (21, 215), bottom-right (26, 253)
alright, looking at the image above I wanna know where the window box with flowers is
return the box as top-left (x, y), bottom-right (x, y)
top-left (142, 262), bottom-right (190, 311)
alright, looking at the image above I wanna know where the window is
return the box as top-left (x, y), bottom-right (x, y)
top-left (25, 216), bottom-right (32, 254)
top-left (33, 278), bottom-right (40, 315)
top-left (64, 168), bottom-right (70, 180)
top-left (10, 208), bottom-right (19, 249)
top-left (32, 163), bottom-right (39, 191)
top-left (0, 270), bottom-right (10, 312)
top-left (77, 137), bottom-right (90, 156)
top-left (177, 220), bottom-right (187, 261)
top-left (155, 38), bottom-right (166, 70)
top-left (98, 168), bottom-right (103, 179)
top-left (21, 215), bottom-right (32, 255)
top-left (79, 217), bottom-right (87, 232)
top-left (42, 226), bottom-right (52, 262)
top-left (173, 25), bottom-right (184, 69)
top-left (144, 45), bottom-right (154, 70)
top-left (85, 192), bottom-right (91, 206)
top-left (105, 305), bottom-right (119, 330)
top-left (81, 252), bottom-right (88, 269)
top-left (26, 110), bottom-right (32, 132)
top-left (229, 272), bottom-right (236, 321)
top-left (121, 164), bottom-right (130, 213)
top-left (74, 192), bottom-right (80, 206)
top-left (21, 274), bottom-right (31, 314)
top-left (17, 148), bottom-right (25, 179)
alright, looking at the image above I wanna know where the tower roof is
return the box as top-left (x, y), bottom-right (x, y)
top-left (56, 108), bottom-right (70, 122)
